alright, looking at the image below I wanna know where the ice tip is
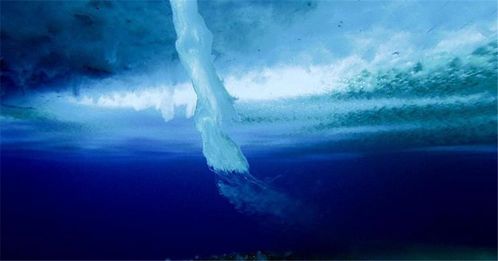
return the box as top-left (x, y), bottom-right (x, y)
top-left (208, 161), bottom-right (250, 175)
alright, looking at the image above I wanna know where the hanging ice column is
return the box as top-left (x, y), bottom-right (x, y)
top-left (168, 0), bottom-right (307, 221)
top-left (169, 0), bottom-right (249, 173)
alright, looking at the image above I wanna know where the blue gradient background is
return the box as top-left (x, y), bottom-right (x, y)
top-left (1, 0), bottom-right (497, 259)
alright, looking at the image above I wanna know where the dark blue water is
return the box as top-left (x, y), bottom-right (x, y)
top-left (1, 148), bottom-right (496, 259)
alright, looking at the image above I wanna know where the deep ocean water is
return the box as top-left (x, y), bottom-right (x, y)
top-left (1, 0), bottom-right (497, 260)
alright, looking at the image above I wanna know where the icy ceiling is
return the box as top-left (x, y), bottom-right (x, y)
top-left (1, 0), bottom-right (495, 99)
top-left (0, 0), bottom-right (496, 158)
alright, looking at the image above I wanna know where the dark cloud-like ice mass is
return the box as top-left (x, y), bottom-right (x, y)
top-left (1, 0), bottom-right (175, 95)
